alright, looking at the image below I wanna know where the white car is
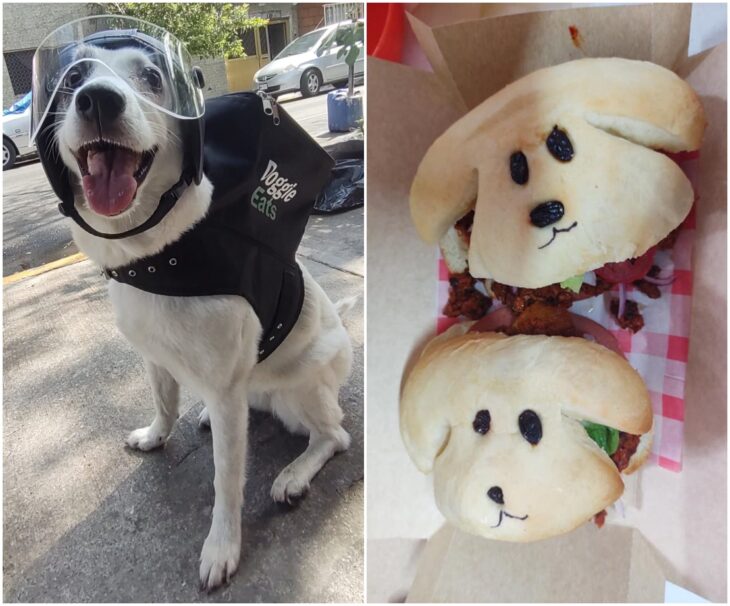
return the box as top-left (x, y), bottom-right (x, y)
top-left (3, 100), bottom-right (35, 170)
top-left (254, 21), bottom-right (364, 98)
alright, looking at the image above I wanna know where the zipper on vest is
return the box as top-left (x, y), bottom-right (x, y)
top-left (257, 91), bottom-right (280, 126)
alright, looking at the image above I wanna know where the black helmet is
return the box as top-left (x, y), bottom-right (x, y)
top-left (31, 15), bottom-right (206, 238)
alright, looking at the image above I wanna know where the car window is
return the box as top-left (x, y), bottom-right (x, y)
top-left (275, 29), bottom-right (327, 59)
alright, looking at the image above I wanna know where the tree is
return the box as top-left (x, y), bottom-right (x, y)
top-left (317, 17), bottom-right (364, 98)
top-left (101, 3), bottom-right (268, 59)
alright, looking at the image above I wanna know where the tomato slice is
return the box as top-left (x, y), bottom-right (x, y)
top-left (569, 314), bottom-right (623, 356)
top-left (595, 246), bottom-right (657, 284)
top-left (468, 307), bottom-right (515, 333)
top-left (468, 307), bottom-right (623, 357)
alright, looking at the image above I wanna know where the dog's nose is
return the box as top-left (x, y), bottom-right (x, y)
top-left (487, 486), bottom-right (504, 504)
top-left (529, 201), bottom-right (564, 228)
top-left (75, 85), bottom-right (126, 126)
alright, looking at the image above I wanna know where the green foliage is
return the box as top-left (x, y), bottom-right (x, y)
top-left (101, 3), bottom-right (268, 59)
top-left (316, 17), bottom-right (363, 97)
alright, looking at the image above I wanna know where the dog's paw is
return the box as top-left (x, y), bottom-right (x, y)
top-left (271, 465), bottom-right (311, 503)
top-left (198, 407), bottom-right (211, 429)
top-left (199, 531), bottom-right (240, 591)
top-left (125, 426), bottom-right (168, 451)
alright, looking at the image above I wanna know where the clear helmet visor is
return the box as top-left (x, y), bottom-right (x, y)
top-left (31, 15), bottom-right (205, 142)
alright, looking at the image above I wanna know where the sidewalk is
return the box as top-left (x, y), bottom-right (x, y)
top-left (3, 209), bottom-right (364, 602)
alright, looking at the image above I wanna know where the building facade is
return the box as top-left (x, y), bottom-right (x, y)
top-left (2, 2), bottom-right (233, 107)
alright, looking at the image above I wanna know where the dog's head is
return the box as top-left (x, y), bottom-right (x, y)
top-left (52, 44), bottom-right (184, 220)
top-left (400, 329), bottom-right (653, 541)
top-left (410, 58), bottom-right (705, 288)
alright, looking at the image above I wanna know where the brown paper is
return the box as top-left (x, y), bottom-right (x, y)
top-left (408, 3), bottom-right (692, 109)
top-left (366, 3), bottom-right (726, 603)
top-left (407, 524), bottom-right (666, 603)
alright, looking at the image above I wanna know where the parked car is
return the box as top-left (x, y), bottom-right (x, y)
top-left (3, 92), bottom-right (35, 170)
top-left (254, 20), bottom-right (364, 98)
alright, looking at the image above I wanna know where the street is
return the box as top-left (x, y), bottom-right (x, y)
top-left (2, 86), bottom-right (363, 276)
top-left (3, 87), bottom-right (364, 601)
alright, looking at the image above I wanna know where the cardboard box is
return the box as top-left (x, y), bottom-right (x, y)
top-left (367, 4), bottom-right (726, 602)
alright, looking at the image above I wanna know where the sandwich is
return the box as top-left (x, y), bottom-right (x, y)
top-left (400, 303), bottom-right (653, 541)
top-left (410, 58), bottom-right (706, 332)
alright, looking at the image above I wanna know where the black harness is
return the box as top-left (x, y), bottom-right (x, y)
top-left (101, 93), bottom-right (333, 360)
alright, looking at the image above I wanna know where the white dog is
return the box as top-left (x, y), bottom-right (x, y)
top-left (52, 45), bottom-right (354, 589)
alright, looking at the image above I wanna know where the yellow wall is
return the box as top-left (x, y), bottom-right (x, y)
top-left (225, 55), bottom-right (269, 92)
top-left (225, 20), bottom-right (289, 92)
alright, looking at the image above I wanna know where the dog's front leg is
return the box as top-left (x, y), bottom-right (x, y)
top-left (126, 360), bottom-right (179, 451)
top-left (199, 386), bottom-right (248, 591)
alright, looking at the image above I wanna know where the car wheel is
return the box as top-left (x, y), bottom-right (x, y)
top-left (3, 138), bottom-right (17, 170)
top-left (300, 68), bottom-right (322, 97)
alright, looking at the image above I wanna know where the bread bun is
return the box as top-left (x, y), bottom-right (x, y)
top-left (411, 58), bottom-right (706, 287)
top-left (400, 331), bottom-right (653, 541)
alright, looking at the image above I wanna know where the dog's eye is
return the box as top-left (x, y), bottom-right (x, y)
top-left (518, 410), bottom-right (542, 445)
top-left (510, 151), bottom-right (528, 185)
top-left (546, 125), bottom-right (574, 162)
top-left (472, 409), bottom-right (491, 435)
top-left (64, 67), bottom-right (85, 90)
top-left (142, 67), bottom-right (163, 92)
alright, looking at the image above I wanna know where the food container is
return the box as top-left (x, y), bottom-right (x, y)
top-left (366, 3), bottom-right (726, 602)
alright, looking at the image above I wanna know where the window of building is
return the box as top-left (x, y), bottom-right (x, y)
top-left (240, 28), bottom-right (257, 56)
top-left (258, 26), bottom-right (269, 56)
top-left (4, 49), bottom-right (34, 96)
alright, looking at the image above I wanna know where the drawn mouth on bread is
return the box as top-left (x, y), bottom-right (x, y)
top-left (490, 509), bottom-right (529, 528)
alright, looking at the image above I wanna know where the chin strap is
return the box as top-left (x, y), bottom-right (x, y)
top-left (58, 171), bottom-right (193, 240)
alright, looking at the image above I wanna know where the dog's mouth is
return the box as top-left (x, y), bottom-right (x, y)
top-left (490, 509), bottom-right (529, 528)
top-left (74, 140), bottom-right (157, 216)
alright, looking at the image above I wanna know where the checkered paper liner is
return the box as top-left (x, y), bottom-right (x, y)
top-left (435, 152), bottom-right (700, 473)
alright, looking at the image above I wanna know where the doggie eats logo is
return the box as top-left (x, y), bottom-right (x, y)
top-left (251, 160), bottom-right (298, 220)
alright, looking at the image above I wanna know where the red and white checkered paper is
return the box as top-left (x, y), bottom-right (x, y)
top-left (435, 152), bottom-right (700, 473)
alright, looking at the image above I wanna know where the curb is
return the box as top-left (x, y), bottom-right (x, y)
top-left (4, 252), bottom-right (87, 286)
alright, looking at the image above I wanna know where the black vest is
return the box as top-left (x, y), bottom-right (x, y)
top-left (104, 93), bottom-right (334, 361)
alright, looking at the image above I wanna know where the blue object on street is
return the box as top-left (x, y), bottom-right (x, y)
top-left (4, 92), bottom-right (31, 116)
top-left (327, 89), bottom-right (363, 133)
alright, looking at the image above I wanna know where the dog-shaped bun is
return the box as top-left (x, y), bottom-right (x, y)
top-left (410, 58), bottom-right (706, 288)
top-left (400, 327), bottom-right (653, 541)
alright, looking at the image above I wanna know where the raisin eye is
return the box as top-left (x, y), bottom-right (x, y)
top-left (519, 410), bottom-right (542, 444)
top-left (546, 125), bottom-right (574, 162)
top-left (472, 410), bottom-right (491, 435)
top-left (143, 67), bottom-right (163, 91)
top-left (510, 151), bottom-right (528, 185)
top-left (65, 67), bottom-right (84, 89)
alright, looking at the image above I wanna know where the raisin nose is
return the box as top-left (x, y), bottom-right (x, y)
top-left (487, 486), bottom-right (504, 505)
top-left (530, 201), bottom-right (564, 228)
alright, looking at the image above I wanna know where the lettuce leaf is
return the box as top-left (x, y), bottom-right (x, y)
top-left (560, 274), bottom-right (584, 293)
top-left (582, 421), bottom-right (620, 455)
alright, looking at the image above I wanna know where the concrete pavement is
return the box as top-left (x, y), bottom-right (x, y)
top-left (3, 205), bottom-right (364, 599)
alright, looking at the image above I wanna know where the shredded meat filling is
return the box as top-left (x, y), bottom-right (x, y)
top-left (454, 210), bottom-right (474, 244)
top-left (492, 280), bottom-right (613, 313)
top-left (444, 273), bottom-right (492, 320)
top-left (504, 302), bottom-right (577, 337)
top-left (611, 432), bottom-right (642, 472)
top-left (445, 211), bottom-right (681, 334)
top-left (610, 299), bottom-right (644, 333)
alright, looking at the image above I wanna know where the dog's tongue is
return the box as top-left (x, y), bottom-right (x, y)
top-left (82, 148), bottom-right (139, 216)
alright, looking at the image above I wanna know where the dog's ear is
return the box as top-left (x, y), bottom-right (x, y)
top-left (400, 326), bottom-right (496, 473)
top-left (400, 332), bottom-right (653, 473)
